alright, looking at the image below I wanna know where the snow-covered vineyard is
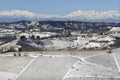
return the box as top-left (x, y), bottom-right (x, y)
top-left (0, 21), bottom-right (120, 52)
top-left (0, 48), bottom-right (120, 80)
top-left (0, 21), bottom-right (120, 80)
top-left (1, 27), bottom-right (120, 52)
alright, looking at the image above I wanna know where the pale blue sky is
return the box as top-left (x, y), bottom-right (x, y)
top-left (0, 0), bottom-right (119, 15)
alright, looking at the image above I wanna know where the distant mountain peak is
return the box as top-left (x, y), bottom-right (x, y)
top-left (65, 10), bottom-right (120, 21)
top-left (0, 10), bottom-right (120, 22)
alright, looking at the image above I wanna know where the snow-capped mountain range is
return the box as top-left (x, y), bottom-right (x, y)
top-left (0, 10), bottom-right (120, 22)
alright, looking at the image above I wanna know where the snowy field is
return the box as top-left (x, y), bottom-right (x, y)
top-left (0, 56), bottom-right (33, 80)
top-left (0, 49), bottom-right (120, 80)
top-left (16, 55), bottom-right (79, 80)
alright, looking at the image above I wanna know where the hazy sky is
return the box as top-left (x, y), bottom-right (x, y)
top-left (0, 0), bottom-right (119, 15)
